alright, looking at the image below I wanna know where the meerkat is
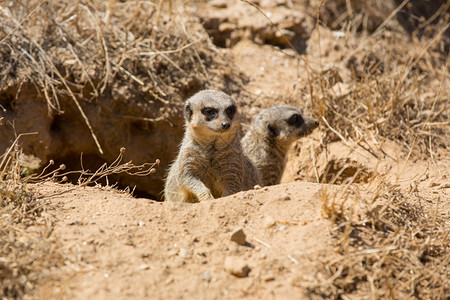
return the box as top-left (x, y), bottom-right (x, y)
top-left (164, 89), bottom-right (261, 203)
top-left (241, 105), bottom-right (319, 186)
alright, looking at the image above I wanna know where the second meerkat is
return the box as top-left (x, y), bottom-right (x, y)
top-left (164, 89), bottom-right (261, 203)
top-left (242, 105), bottom-right (319, 186)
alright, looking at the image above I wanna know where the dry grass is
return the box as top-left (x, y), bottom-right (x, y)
top-left (0, 0), bottom-right (215, 100)
top-left (0, 135), bottom-right (61, 299)
top-left (0, 0), bottom-right (244, 153)
top-left (29, 147), bottom-right (159, 198)
top-left (301, 0), bottom-right (449, 157)
top-left (313, 177), bottom-right (449, 299)
top-left (298, 1), bottom-right (450, 298)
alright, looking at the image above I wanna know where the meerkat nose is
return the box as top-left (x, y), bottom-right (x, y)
top-left (221, 122), bottom-right (231, 130)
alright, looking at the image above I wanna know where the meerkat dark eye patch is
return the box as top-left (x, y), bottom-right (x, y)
top-left (185, 104), bottom-right (193, 121)
top-left (225, 105), bottom-right (236, 119)
top-left (201, 107), bottom-right (218, 121)
top-left (267, 124), bottom-right (279, 138)
top-left (287, 114), bottom-right (304, 127)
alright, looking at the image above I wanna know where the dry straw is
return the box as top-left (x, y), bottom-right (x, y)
top-left (0, 0), bottom-right (233, 152)
top-left (299, 1), bottom-right (450, 298)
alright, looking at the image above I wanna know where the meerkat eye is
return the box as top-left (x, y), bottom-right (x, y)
top-left (288, 114), bottom-right (304, 127)
top-left (201, 107), bottom-right (218, 120)
top-left (225, 105), bottom-right (236, 119)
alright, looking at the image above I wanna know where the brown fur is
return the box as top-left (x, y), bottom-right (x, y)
top-left (164, 90), bottom-right (261, 203)
top-left (242, 105), bottom-right (319, 186)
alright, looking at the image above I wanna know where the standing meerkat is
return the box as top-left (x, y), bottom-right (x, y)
top-left (241, 105), bottom-right (319, 186)
top-left (164, 89), bottom-right (261, 203)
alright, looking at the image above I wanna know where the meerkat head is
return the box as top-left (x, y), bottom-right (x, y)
top-left (184, 89), bottom-right (239, 139)
top-left (253, 105), bottom-right (319, 151)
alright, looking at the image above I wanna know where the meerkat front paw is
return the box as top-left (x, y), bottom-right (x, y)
top-left (196, 191), bottom-right (215, 202)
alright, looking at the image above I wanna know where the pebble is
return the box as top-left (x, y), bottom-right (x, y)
top-left (263, 216), bottom-right (276, 228)
top-left (179, 247), bottom-right (191, 258)
top-left (230, 228), bottom-right (246, 245)
top-left (138, 264), bottom-right (150, 270)
top-left (224, 257), bottom-right (250, 277)
top-left (199, 271), bottom-right (212, 281)
top-left (209, 0), bottom-right (227, 8)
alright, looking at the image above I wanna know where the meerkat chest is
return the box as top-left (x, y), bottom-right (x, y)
top-left (193, 145), bottom-right (239, 196)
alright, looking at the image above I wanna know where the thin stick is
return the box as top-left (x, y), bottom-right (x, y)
top-left (253, 237), bottom-right (272, 248)
top-left (0, 132), bottom-right (38, 173)
top-left (310, 143), bottom-right (320, 183)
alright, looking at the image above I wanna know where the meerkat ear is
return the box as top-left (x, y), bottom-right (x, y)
top-left (185, 104), bottom-right (193, 121)
top-left (267, 124), bottom-right (279, 138)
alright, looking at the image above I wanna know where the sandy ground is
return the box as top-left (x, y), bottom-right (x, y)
top-left (34, 182), bottom-right (334, 299)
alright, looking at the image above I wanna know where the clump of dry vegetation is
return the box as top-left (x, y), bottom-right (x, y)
top-left (0, 0), bottom-right (236, 106)
top-left (302, 0), bottom-right (449, 155)
top-left (296, 1), bottom-right (450, 298)
top-left (0, 136), bottom-right (62, 299)
top-left (0, 0), bottom-right (245, 160)
top-left (314, 178), bottom-right (449, 299)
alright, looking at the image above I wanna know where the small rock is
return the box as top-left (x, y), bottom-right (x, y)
top-left (168, 248), bottom-right (179, 257)
top-left (138, 221), bottom-right (145, 227)
top-left (230, 228), bottom-right (246, 245)
top-left (263, 216), bottom-right (276, 228)
top-left (209, 0), bottom-right (227, 8)
top-left (179, 247), bottom-right (191, 258)
top-left (138, 264), bottom-right (150, 270)
top-left (68, 221), bottom-right (81, 226)
top-left (218, 22), bottom-right (234, 33)
top-left (199, 271), bottom-right (212, 281)
top-left (263, 273), bottom-right (275, 281)
top-left (224, 257), bottom-right (251, 278)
